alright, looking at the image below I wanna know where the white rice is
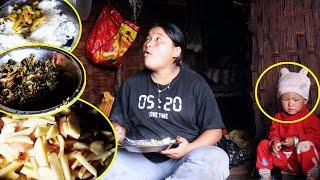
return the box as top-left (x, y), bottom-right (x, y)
top-left (134, 137), bottom-right (176, 146)
top-left (0, 0), bottom-right (77, 52)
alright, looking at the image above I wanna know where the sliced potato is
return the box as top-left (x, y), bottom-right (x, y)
top-left (78, 132), bottom-right (92, 140)
top-left (66, 151), bottom-right (77, 161)
top-left (58, 117), bottom-right (68, 138)
top-left (81, 171), bottom-right (92, 179)
top-left (0, 157), bottom-right (9, 168)
top-left (85, 153), bottom-right (96, 161)
top-left (0, 144), bottom-right (19, 161)
top-left (0, 161), bottom-right (22, 177)
top-left (59, 155), bottom-right (71, 180)
top-left (74, 152), bottom-right (97, 177)
top-left (57, 135), bottom-right (65, 157)
top-left (27, 148), bottom-right (34, 157)
top-left (0, 123), bottom-right (16, 143)
top-left (67, 115), bottom-right (81, 139)
top-left (71, 152), bottom-right (88, 170)
top-left (35, 126), bottom-right (50, 137)
top-left (46, 125), bottom-right (59, 139)
top-left (91, 151), bottom-right (112, 162)
top-left (38, 166), bottom-right (53, 180)
top-left (101, 131), bottom-right (112, 136)
top-left (5, 171), bottom-right (19, 179)
top-left (1, 123), bottom-right (16, 135)
top-left (42, 115), bottom-right (56, 122)
top-left (34, 137), bottom-right (48, 166)
top-left (78, 166), bottom-right (87, 179)
top-left (6, 135), bottom-right (34, 144)
top-left (23, 117), bottom-right (56, 127)
top-left (89, 141), bottom-right (103, 155)
top-left (48, 153), bottom-right (64, 180)
top-left (24, 161), bottom-right (32, 168)
top-left (72, 142), bottom-right (89, 150)
top-left (1, 117), bottom-right (19, 124)
top-left (11, 126), bottom-right (36, 136)
top-left (20, 165), bottom-right (37, 179)
top-left (30, 157), bottom-right (39, 178)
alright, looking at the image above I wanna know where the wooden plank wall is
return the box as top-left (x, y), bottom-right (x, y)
top-left (250, 0), bottom-right (320, 138)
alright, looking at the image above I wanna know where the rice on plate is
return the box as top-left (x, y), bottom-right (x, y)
top-left (0, 0), bottom-right (80, 52)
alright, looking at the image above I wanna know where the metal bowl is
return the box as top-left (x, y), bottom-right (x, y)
top-left (121, 139), bottom-right (175, 153)
top-left (0, 0), bottom-right (81, 51)
top-left (0, 99), bottom-right (116, 179)
top-left (0, 45), bottom-right (85, 116)
top-left (68, 99), bottom-right (116, 178)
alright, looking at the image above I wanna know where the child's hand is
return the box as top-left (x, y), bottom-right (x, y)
top-left (272, 141), bottom-right (282, 153)
top-left (282, 137), bottom-right (295, 147)
top-left (271, 141), bottom-right (282, 158)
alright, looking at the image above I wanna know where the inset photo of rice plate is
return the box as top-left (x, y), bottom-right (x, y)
top-left (0, 0), bottom-right (82, 52)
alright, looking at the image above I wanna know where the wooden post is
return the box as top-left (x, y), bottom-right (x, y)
top-left (115, 65), bottom-right (122, 92)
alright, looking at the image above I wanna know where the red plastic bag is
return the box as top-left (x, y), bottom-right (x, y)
top-left (85, 5), bottom-right (139, 68)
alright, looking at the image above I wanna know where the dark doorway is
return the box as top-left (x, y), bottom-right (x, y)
top-left (183, 0), bottom-right (254, 134)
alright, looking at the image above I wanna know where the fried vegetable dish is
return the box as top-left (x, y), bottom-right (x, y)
top-left (0, 54), bottom-right (60, 108)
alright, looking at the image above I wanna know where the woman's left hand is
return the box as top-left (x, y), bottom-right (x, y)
top-left (160, 136), bottom-right (190, 159)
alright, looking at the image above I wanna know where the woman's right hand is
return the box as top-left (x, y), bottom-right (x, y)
top-left (112, 121), bottom-right (126, 143)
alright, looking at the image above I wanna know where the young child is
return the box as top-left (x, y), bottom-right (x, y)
top-left (256, 67), bottom-right (320, 180)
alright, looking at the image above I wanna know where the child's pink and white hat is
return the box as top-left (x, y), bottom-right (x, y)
top-left (278, 67), bottom-right (311, 100)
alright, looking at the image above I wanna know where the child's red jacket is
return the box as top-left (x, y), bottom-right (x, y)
top-left (269, 106), bottom-right (320, 150)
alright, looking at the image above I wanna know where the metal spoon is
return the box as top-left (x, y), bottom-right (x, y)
top-left (118, 137), bottom-right (135, 147)
top-left (124, 137), bottom-right (136, 143)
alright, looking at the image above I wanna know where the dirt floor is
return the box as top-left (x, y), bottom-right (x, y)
top-left (228, 161), bottom-right (307, 180)
top-left (228, 161), bottom-right (257, 179)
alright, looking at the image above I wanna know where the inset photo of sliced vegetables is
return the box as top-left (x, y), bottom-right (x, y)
top-left (0, 99), bottom-right (116, 179)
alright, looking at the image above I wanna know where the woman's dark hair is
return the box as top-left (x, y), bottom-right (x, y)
top-left (153, 22), bottom-right (185, 65)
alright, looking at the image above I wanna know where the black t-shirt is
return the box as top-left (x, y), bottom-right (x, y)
top-left (109, 65), bottom-right (224, 142)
